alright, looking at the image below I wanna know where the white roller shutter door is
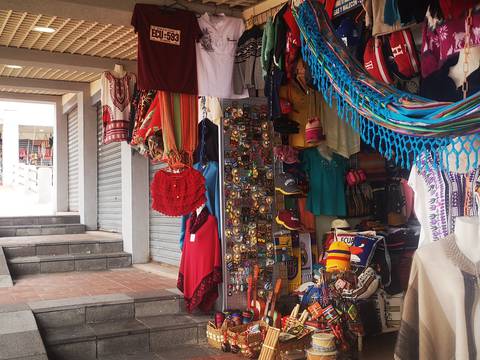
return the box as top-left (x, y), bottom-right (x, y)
top-left (149, 162), bottom-right (182, 265)
top-left (67, 107), bottom-right (79, 212)
top-left (96, 104), bottom-right (122, 232)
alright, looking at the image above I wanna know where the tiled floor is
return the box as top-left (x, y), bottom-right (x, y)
top-left (0, 267), bottom-right (178, 305)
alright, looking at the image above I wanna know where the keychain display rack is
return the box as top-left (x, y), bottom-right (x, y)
top-left (220, 98), bottom-right (277, 310)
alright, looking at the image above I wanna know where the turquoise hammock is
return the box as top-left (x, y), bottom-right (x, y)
top-left (293, 0), bottom-right (480, 170)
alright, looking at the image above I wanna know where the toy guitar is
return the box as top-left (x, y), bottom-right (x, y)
top-left (265, 279), bottom-right (282, 328)
top-left (251, 265), bottom-right (265, 320)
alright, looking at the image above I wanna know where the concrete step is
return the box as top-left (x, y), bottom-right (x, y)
top-left (41, 315), bottom-right (208, 359)
top-left (2, 238), bottom-right (123, 259)
top-left (0, 223), bottom-right (86, 237)
top-left (97, 344), bottom-right (235, 360)
top-left (0, 304), bottom-right (48, 360)
top-left (8, 252), bottom-right (132, 276)
top-left (29, 292), bottom-right (208, 360)
top-left (0, 246), bottom-right (13, 288)
top-left (0, 215), bottom-right (81, 227)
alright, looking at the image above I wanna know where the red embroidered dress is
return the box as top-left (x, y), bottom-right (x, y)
top-left (177, 208), bottom-right (222, 313)
top-left (101, 71), bottom-right (136, 144)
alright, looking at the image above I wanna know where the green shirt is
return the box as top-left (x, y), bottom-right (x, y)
top-left (301, 148), bottom-right (347, 216)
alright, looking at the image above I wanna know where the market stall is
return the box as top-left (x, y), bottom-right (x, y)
top-left (99, 0), bottom-right (480, 358)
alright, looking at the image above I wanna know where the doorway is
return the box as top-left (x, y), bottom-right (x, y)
top-left (0, 101), bottom-right (55, 216)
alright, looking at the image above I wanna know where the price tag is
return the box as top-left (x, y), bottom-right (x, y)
top-left (190, 234), bottom-right (196, 242)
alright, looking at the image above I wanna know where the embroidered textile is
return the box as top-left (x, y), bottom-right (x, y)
top-left (421, 10), bottom-right (480, 78)
top-left (100, 71), bottom-right (136, 144)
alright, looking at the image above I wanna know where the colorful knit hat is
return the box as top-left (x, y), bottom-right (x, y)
top-left (326, 241), bottom-right (351, 273)
top-left (305, 117), bottom-right (325, 144)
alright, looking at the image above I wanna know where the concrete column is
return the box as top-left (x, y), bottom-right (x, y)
top-left (2, 121), bottom-right (19, 186)
top-left (53, 99), bottom-right (68, 212)
top-left (77, 90), bottom-right (97, 229)
top-left (121, 142), bottom-right (150, 263)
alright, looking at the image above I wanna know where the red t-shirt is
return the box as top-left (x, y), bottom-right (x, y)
top-left (131, 4), bottom-right (203, 94)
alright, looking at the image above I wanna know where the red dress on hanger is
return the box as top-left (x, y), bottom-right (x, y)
top-left (177, 208), bottom-right (222, 313)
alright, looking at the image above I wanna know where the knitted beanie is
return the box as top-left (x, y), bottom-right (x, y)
top-left (305, 117), bottom-right (325, 144)
top-left (326, 241), bottom-right (351, 273)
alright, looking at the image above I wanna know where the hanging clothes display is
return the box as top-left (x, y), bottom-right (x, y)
top-left (100, 71), bottom-right (136, 144)
top-left (198, 96), bottom-right (222, 126)
top-left (177, 207), bottom-right (222, 313)
top-left (179, 161), bottom-right (220, 248)
top-left (409, 155), bottom-right (479, 247)
top-left (193, 118), bottom-right (219, 163)
top-left (421, 9), bottom-right (480, 78)
top-left (132, 91), bottom-right (198, 165)
top-left (293, 0), bottom-right (480, 171)
top-left (300, 147), bottom-right (348, 216)
top-left (261, 17), bottom-right (275, 79)
top-left (131, 4), bottom-right (203, 93)
top-left (233, 25), bottom-right (265, 95)
top-left (129, 90), bottom-right (156, 150)
top-left (196, 13), bottom-right (246, 98)
top-left (321, 97), bottom-right (360, 159)
top-left (150, 166), bottom-right (206, 217)
top-left (395, 234), bottom-right (480, 360)
top-left (364, 0), bottom-right (411, 36)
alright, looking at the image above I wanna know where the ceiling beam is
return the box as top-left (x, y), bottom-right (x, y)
top-left (0, 46), bottom-right (137, 74)
top-left (242, 0), bottom-right (285, 19)
top-left (0, 0), bottom-right (242, 26)
top-left (0, 76), bottom-right (89, 94)
top-left (0, 91), bottom-right (60, 103)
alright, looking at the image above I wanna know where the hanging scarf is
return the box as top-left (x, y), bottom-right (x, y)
top-left (139, 91), bottom-right (198, 166)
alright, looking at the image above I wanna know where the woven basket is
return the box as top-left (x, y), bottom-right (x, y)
top-left (206, 321), bottom-right (228, 350)
top-left (228, 321), bottom-right (267, 357)
top-left (275, 331), bottom-right (313, 359)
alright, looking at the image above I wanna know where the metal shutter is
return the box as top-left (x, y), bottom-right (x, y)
top-left (149, 162), bottom-right (182, 265)
top-left (96, 104), bottom-right (122, 233)
top-left (67, 107), bottom-right (79, 212)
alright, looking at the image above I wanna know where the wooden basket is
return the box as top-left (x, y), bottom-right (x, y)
top-left (206, 321), bottom-right (228, 350)
top-left (227, 321), bottom-right (267, 357)
top-left (275, 331), bottom-right (313, 359)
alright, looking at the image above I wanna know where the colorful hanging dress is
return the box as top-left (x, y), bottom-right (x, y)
top-left (177, 207), bottom-right (222, 313)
